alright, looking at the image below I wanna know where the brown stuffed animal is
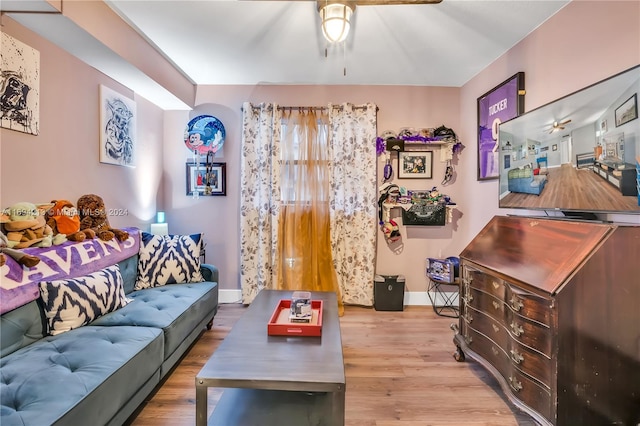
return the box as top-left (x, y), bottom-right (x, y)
top-left (77, 194), bottom-right (129, 242)
top-left (46, 200), bottom-right (96, 242)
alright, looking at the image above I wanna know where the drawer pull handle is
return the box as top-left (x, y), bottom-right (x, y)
top-left (462, 312), bottom-right (473, 323)
top-left (510, 295), bottom-right (524, 312)
top-left (492, 300), bottom-right (500, 310)
top-left (510, 349), bottom-right (524, 364)
top-left (510, 322), bottom-right (524, 337)
top-left (509, 376), bottom-right (523, 392)
top-left (492, 324), bottom-right (500, 333)
top-left (491, 346), bottom-right (499, 356)
top-left (492, 281), bottom-right (500, 290)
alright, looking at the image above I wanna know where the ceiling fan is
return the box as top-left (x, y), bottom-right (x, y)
top-left (548, 118), bottom-right (572, 134)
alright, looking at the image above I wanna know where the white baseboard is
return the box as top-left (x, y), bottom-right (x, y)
top-left (219, 289), bottom-right (458, 306)
top-left (219, 289), bottom-right (243, 304)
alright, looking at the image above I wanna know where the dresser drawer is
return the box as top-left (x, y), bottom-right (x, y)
top-left (465, 326), bottom-right (511, 380)
top-left (464, 304), bottom-right (553, 388)
top-left (468, 287), bottom-right (506, 325)
top-left (505, 284), bottom-right (554, 327)
top-left (464, 267), bottom-right (506, 301)
top-left (505, 310), bottom-right (553, 357)
top-left (506, 366), bottom-right (553, 423)
top-left (508, 340), bottom-right (553, 388)
top-left (462, 320), bottom-right (552, 423)
top-left (464, 306), bottom-right (511, 352)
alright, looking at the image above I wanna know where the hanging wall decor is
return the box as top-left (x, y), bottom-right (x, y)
top-left (99, 85), bottom-right (136, 167)
top-left (477, 72), bottom-right (525, 180)
top-left (0, 33), bottom-right (40, 135)
top-left (184, 114), bottom-right (226, 155)
top-left (186, 161), bottom-right (226, 196)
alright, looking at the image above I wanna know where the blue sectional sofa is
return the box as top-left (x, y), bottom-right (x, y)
top-left (507, 167), bottom-right (548, 195)
top-left (0, 231), bottom-right (219, 426)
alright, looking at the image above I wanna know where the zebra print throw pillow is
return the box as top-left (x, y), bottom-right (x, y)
top-left (134, 232), bottom-right (204, 290)
top-left (39, 264), bottom-right (132, 335)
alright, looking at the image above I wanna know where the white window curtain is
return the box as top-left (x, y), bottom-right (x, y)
top-left (240, 102), bottom-right (378, 306)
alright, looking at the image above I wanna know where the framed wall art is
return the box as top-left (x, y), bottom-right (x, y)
top-left (99, 85), bottom-right (136, 167)
top-left (397, 151), bottom-right (433, 179)
top-left (186, 162), bottom-right (226, 196)
top-left (614, 93), bottom-right (638, 127)
top-left (0, 33), bottom-right (40, 135)
top-left (477, 72), bottom-right (525, 180)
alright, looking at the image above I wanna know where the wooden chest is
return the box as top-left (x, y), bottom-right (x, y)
top-left (452, 215), bottom-right (640, 425)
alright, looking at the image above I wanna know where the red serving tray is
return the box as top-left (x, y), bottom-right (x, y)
top-left (267, 299), bottom-right (323, 337)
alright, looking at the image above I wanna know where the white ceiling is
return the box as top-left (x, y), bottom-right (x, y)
top-left (106, 0), bottom-right (569, 86)
top-left (2, 0), bottom-right (570, 107)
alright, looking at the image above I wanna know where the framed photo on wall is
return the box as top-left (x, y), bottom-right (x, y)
top-left (186, 162), bottom-right (226, 196)
top-left (477, 72), bottom-right (525, 180)
top-left (397, 151), bottom-right (433, 179)
top-left (99, 85), bottom-right (136, 167)
top-left (614, 93), bottom-right (638, 127)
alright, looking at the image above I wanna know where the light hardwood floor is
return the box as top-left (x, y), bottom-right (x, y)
top-left (500, 164), bottom-right (639, 211)
top-left (126, 304), bottom-right (537, 426)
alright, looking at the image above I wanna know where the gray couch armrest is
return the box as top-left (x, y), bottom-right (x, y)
top-left (200, 264), bottom-right (219, 283)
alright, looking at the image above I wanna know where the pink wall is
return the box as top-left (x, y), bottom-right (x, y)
top-left (2, 1), bottom-right (639, 296)
top-left (0, 17), bottom-right (165, 231)
top-left (456, 0), bottom-right (640, 255)
top-left (164, 85), bottom-right (460, 292)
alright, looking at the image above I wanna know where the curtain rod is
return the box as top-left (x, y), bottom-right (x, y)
top-left (242, 104), bottom-right (378, 112)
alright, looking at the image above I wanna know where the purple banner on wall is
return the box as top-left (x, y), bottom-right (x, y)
top-left (477, 72), bottom-right (525, 180)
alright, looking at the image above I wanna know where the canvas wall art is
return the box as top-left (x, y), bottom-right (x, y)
top-left (0, 33), bottom-right (40, 135)
top-left (99, 85), bottom-right (136, 167)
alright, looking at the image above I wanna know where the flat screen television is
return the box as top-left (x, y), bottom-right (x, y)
top-left (498, 65), bottom-right (640, 218)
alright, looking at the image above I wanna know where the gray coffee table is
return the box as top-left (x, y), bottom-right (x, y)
top-left (195, 289), bottom-right (345, 426)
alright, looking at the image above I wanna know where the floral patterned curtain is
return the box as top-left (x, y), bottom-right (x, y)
top-left (240, 103), bottom-right (282, 304)
top-left (240, 102), bottom-right (378, 306)
top-left (328, 103), bottom-right (378, 306)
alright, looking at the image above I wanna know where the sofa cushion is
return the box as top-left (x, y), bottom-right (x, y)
top-left (118, 254), bottom-right (139, 294)
top-left (39, 264), bottom-right (132, 335)
top-left (91, 282), bottom-right (218, 360)
top-left (135, 232), bottom-right (204, 290)
top-left (0, 325), bottom-right (163, 426)
top-left (508, 168), bottom-right (533, 179)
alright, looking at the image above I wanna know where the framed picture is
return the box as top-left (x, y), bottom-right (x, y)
top-left (600, 119), bottom-right (608, 134)
top-left (477, 72), bottom-right (525, 180)
top-left (186, 162), bottom-right (226, 196)
top-left (397, 151), bottom-right (433, 179)
top-left (504, 155), bottom-right (511, 169)
top-left (614, 93), bottom-right (638, 127)
top-left (99, 85), bottom-right (136, 167)
top-left (0, 33), bottom-right (40, 135)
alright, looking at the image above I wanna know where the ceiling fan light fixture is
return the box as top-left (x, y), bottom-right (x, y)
top-left (319, 2), bottom-right (354, 43)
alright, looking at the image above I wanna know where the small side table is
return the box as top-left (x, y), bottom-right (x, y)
top-left (427, 277), bottom-right (460, 318)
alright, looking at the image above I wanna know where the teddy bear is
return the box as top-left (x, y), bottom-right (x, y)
top-left (45, 200), bottom-right (96, 243)
top-left (77, 194), bottom-right (129, 242)
top-left (1, 202), bottom-right (66, 249)
top-left (1, 230), bottom-right (40, 267)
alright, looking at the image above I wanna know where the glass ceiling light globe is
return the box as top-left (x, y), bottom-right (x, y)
top-left (320, 3), bottom-right (353, 43)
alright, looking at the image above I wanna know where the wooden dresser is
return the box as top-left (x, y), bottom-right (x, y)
top-left (452, 215), bottom-right (640, 425)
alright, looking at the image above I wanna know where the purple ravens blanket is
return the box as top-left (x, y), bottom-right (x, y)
top-left (0, 227), bottom-right (140, 314)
